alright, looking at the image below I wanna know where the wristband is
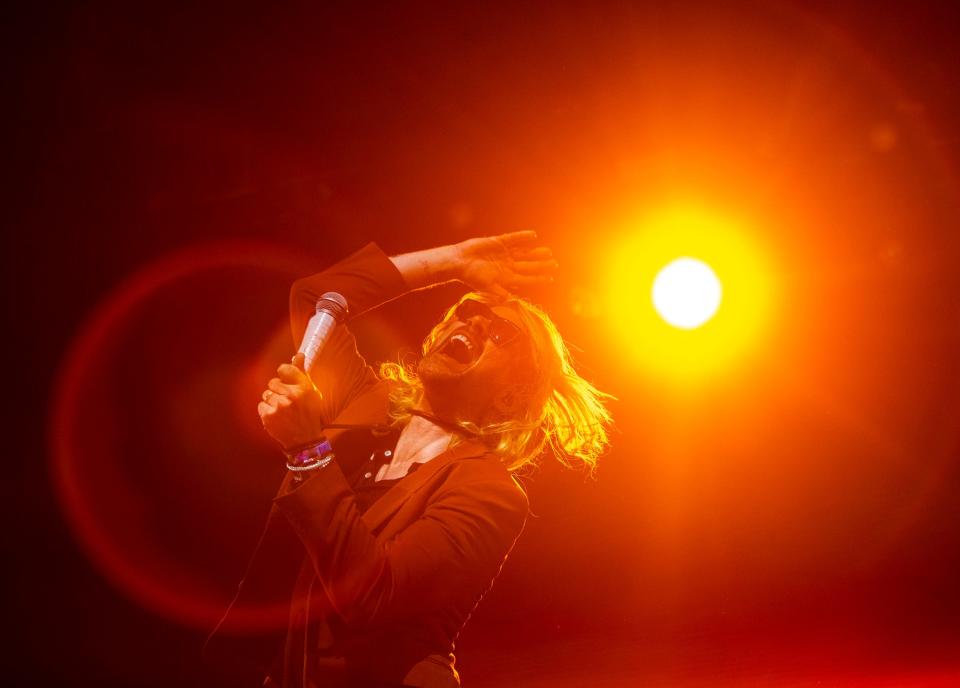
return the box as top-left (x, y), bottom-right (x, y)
top-left (285, 439), bottom-right (335, 484)
top-left (285, 438), bottom-right (335, 467)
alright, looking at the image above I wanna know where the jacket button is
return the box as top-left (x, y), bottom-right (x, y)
top-left (364, 471), bottom-right (373, 479)
top-left (384, 450), bottom-right (392, 457)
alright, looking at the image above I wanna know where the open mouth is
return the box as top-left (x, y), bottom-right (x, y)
top-left (441, 330), bottom-right (479, 366)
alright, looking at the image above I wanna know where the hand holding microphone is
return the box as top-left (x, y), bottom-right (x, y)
top-left (258, 292), bottom-right (349, 450)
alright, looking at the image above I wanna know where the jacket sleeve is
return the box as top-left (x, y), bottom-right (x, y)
top-left (289, 242), bottom-right (409, 425)
top-left (272, 462), bottom-right (529, 627)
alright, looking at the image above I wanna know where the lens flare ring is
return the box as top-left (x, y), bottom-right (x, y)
top-left (48, 241), bottom-right (315, 631)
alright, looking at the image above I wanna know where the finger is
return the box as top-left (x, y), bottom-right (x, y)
top-left (262, 389), bottom-right (282, 406)
top-left (289, 353), bottom-right (321, 392)
top-left (498, 230), bottom-right (539, 246)
top-left (510, 259), bottom-right (560, 275)
top-left (257, 401), bottom-right (274, 418)
top-left (277, 362), bottom-right (308, 385)
top-left (268, 377), bottom-right (299, 396)
top-left (511, 246), bottom-right (553, 261)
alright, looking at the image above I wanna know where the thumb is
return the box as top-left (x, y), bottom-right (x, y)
top-left (291, 352), bottom-right (307, 371)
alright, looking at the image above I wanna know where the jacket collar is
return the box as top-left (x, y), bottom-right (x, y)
top-left (361, 438), bottom-right (490, 532)
top-left (327, 380), bottom-right (494, 532)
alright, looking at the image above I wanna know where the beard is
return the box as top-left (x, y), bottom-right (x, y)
top-left (417, 349), bottom-right (469, 396)
top-left (416, 349), bottom-right (497, 424)
top-left (417, 349), bottom-right (535, 428)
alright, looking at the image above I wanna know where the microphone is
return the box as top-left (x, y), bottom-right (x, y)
top-left (298, 292), bottom-right (349, 372)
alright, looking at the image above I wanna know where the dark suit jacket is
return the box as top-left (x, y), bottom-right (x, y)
top-left (207, 244), bottom-right (529, 687)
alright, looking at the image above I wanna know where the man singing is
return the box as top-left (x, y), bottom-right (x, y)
top-left (209, 232), bottom-right (612, 687)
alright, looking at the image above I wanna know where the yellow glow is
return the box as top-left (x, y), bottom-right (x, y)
top-left (652, 258), bottom-right (722, 329)
top-left (603, 205), bottom-right (774, 381)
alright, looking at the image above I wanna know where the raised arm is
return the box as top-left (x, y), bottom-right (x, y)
top-left (285, 243), bottom-right (408, 431)
top-left (261, 233), bottom-right (557, 449)
top-left (390, 230), bottom-right (557, 296)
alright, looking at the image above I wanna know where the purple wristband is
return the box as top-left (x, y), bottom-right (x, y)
top-left (286, 438), bottom-right (335, 467)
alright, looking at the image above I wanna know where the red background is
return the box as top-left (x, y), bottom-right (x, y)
top-left (8, 1), bottom-right (960, 685)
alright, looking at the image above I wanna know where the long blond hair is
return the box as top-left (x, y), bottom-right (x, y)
top-left (379, 292), bottom-right (613, 473)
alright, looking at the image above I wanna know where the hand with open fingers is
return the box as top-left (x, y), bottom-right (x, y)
top-left (454, 231), bottom-right (558, 298)
top-left (257, 353), bottom-right (327, 451)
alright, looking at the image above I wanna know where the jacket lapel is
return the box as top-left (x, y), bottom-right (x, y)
top-left (361, 439), bottom-right (489, 533)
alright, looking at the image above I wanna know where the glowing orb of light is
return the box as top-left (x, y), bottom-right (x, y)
top-left (602, 205), bottom-right (775, 381)
top-left (652, 257), bottom-right (722, 329)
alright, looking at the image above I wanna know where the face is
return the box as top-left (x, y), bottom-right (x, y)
top-left (418, 299), bottom-right (532, 423)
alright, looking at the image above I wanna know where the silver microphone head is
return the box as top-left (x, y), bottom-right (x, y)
top-left (316, 291), bottom-right (349, 321)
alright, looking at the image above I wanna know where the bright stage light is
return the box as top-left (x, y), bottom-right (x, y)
top-left (652, 258), bottom-right (722, 329)
top-left (603, 206), bottom-right (774, 381)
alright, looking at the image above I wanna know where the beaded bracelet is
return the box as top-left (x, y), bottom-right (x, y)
top-left (286, 454), bottom-right (334, 472)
